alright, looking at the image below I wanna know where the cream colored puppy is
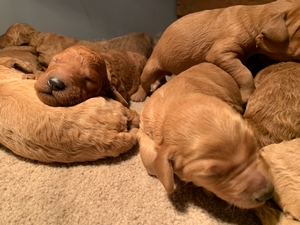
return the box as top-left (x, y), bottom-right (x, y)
top-left (131, 0), bottom-right (300, 103)
top-left (258, 139), bottom-right (300, 222)
top-left (138, 63), bottom-right (274, 209)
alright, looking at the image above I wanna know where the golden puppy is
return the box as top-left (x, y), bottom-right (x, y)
top-left (138, 63), bottom-right (274, 209)
top-left (34, 45), bottom-right (147, 107)
top-left (131, 0), bottom-right (300, 103)
top-left (0, 23), bottom-right (155, 67)
top-left (0, 66), bottom-right (139, 163)
top-left (244, 62), bottom-right (300, 148)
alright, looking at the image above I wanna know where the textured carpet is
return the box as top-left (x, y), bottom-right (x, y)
top-left (0, 100), bottom-right (262, 225)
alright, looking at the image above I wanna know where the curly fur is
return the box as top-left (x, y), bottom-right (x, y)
top-left (34, 45), bottom-right (147, 107)
top-left (0, 66), bottom-right (140, 163)
top-left (244, 62), bottom-right (300, 148)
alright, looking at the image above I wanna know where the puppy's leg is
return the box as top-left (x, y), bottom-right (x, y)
top-left (137, 128), bottom-right (157, 176)
top-left (2, 58), bottom-right (32, 73)
top-left (131, 58), bottom-right (169, 102)
top-left (206, 41), bottom-right (255, 103)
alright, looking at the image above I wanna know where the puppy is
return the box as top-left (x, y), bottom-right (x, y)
top-left (0, 66), bottom-right (140, 163)
top-left (34, 45), bottom-right (147, 107)
top-left (138, 62), bottom-right (274, 209)
top-left (131, 0), bottom-right (300, 103)
top-left (244, 62), bottom-right (300, 148)
top-left (0, 23), bottom-right (36, 48)
top-left (0, 23), bottom-right (155, 67)
top-left (257, 139), bottom-right (300, 222)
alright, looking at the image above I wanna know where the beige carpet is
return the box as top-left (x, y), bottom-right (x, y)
top-left (0, 100), bottom-right (262, 225)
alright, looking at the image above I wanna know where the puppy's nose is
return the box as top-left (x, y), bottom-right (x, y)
top-left (255, 186), bottom-right (274, 203)
top-left (47, 77), bottom-right (66, 91)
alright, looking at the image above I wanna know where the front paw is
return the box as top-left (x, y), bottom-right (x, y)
top-left (130, 86), bottom-right (148, 102)
top-left (240, 87), bottom-right (255, 104)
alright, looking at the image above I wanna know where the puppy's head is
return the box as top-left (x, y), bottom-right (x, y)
top-left (153, 94), bottom-right (274, 209)
top-left (34, 45), bottom-right (110, 107)
top-left (0, 23), bottom-right (37, 48)
top-left (255, 1), bottom-right (300, 61)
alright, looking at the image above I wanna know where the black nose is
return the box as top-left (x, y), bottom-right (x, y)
top-left (47, 77), bottom-right (66, 91)
top-left (255, 186), bottom-right (274, 203)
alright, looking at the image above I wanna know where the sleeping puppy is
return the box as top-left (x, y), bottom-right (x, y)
top-left (138, 62), bottom-right (274, 209)
top-left (244, 62), bottom-right (300, 148)
top-left (0, 23), bottom-right (36, 48)
top-left (256, 139), bottom-right (300, 223)
top-left (0, 23), bottom-right (155, 67)
top-left (34, 45), bottom-right (147, 107)
top-left (0, 65), bottom-right (140, 163)
top-left (131, 0), bottom-right (300, 103)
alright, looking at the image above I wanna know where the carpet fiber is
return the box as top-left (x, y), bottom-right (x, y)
top-left (0, 100), bottom-right (262, 225)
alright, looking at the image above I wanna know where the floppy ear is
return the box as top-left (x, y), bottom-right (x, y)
top-left (261, 13), bottom-right (288, 43)
top-left (110, 85), bottom-right (129, 107)
top-left (101, 65), bottom-right (129, 107)
top-left (255, 13), bottom-right (289, 52)
top-left (153, 146), bottom-right (175, 193)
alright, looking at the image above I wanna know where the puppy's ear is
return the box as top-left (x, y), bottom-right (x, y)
top-left (255, 13), bottom-right (289, 52)
top-left (261, 13), bottom-right (288, 43)
top-left (153, 146), bottom-right (175, 193)
top-left (110, 85), bottom-right (129, 107)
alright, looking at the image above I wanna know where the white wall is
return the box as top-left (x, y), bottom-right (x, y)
top-left (0, 0), bottom-right (177, 40)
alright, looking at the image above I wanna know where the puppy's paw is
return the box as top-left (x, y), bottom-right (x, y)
top-left (130, 87), bottom-right (148, 102)
top-left (240, 87), bottom-right (255, 104)
top-left (150, 77), bottom-right (167, 92)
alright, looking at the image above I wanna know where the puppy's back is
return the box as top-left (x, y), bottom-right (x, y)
top-left (244, 62), bottom-right (300, 147)
top-left (141, 63), bottom-right (244, 141)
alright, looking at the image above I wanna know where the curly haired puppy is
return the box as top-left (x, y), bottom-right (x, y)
top-left (138, 63), bottom-right (274, 209)
top-left (34, 45), bottom-right (147, 107)
top-left (131, 0), bottom-right (300, 103)
top-left (0, 66), bottom-right (140, 163)
top-left (0, 23), bottom-right (36, 48)
top-left (244, 62), bottom-right (300, 148)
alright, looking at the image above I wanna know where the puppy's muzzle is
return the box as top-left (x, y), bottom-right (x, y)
top-left (255, 185), bottom-right (274, 203)
top-left (253, 182), bottom-right (274, 204)
top-left (47, 77), bottom-right (66, 91)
